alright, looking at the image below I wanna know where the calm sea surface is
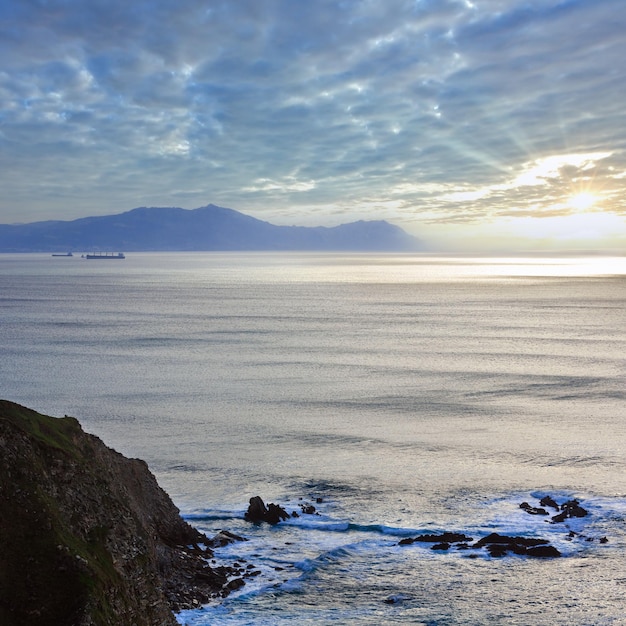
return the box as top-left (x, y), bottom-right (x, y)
top-left (1, 253), bottom-right (625, 625)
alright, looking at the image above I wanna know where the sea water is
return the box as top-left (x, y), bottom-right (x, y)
top-left (1, 252), bottom-right (625, 625)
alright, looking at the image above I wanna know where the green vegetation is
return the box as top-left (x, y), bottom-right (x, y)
top-left (0, 400), bottom-right (83, 456)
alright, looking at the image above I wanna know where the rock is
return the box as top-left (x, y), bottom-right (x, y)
top-left (399, 532), bottom-right (474, 546)
top-left (431, 542), bottom-right (450, 550)
top-left (224, 578), bottom-right (245, 591)
top-left (398, 537), bottom-right (415, 546)
top-left (244, 496), bottom-right (289, 524)
top-left (519, 502), bottom-right (549, 516)
top-left (472, 533), bottom-right (560, 558)
top-left (473, 533), bottom-right (549, 548)
top-left (551, 499), bottom-right (588, 523)
top-left (526, 545), bottom-right (561, 558)
top-left (245, 496), bottom-right (268, 523)
top-left (539, 495), bottom-right (560, 511)
top-left (208, 530), bottom-right (247, 548)
top-left (266, 502), bottom-right (290, 524)
top-left (486, 544), bottom-right (509, 557)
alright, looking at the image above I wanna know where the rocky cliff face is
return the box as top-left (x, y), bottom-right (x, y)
top-left (0, 400), bottom-right (230, 626)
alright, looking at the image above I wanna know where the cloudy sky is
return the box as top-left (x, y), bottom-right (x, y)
top-left (1, 0), bottom-right (625, 250)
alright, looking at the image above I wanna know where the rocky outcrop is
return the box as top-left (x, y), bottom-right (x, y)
top-left (397, 495), bottom-right (599, 558)
top-left (244, 496), bottom-right (290, 524)
top-left (0, 400), bottom-right (240, 626)
top-left (399, 532), bottom-right (474, 546)
top-left (519, 496), bottom-right (588, 523)
top-left (550, 499), bottom-right (588, 523)
top-left (399, 529), bottom-right (562, 557)
top-left (243, 496), bottom-right (324, 524)
top-left (472, 533), bottom-right (561, 558)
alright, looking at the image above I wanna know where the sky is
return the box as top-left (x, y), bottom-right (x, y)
top-left (1, 0), bottom-right (625, 252)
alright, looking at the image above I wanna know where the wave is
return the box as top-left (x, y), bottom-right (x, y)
top-left (175, 491), bottom-right (626, 626)
top-left (183, 510), bottom-right (244, 523)
top-left (186, 491), bottom-right (625, 557)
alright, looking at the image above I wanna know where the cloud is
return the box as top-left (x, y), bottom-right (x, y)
top-left (0, 0), bottom-right (624, 249)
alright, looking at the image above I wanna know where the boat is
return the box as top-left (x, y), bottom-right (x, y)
top-left (51, 252), bottom-right (73, 257)
top-left (83, 252), bottom-right (126, 259)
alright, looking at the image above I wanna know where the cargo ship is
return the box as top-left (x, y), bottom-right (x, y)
top-left (82, 252), bottom-right (125, 259)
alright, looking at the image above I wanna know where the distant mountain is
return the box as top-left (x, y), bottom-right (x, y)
top-left (0, 204), bottom-right (421, 252)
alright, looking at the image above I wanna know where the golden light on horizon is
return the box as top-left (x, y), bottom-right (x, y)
top-left (499, 209), bottom-right (624, 243)
top-left (567, 192), bottom-right (597, 212)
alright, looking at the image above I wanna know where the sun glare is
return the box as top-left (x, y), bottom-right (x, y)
top-left (567, 192), bottom-right (597, 212)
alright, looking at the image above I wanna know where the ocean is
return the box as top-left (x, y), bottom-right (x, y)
top-left (1, 252), bottom-right (625, 625)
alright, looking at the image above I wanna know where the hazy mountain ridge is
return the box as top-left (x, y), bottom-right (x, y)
top-left (0, 204), bottom-right (421, 252)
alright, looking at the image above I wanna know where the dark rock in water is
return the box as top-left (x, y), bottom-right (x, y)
top-left (399, 532), bottom-right (474, 546)
top-left (486, 544), bottom-right (509, 558)
top-left (473, 533), bottom-right (550, 548)
top-left (472, 533), bottom-right (560, 558)
top-left (397, 495), bottom-right (595, 560)
top-left (551, 499), bottom-right (588, 523)
top-left (398, 537), bottom-right (415, 546)
top-left (209, 530), bottom-right (248, 547)
top-left (300, 503), bottom-right (317, 515)
top-left (539, 495), bottom-right (560, 511)
top-left (519, 502), bottom-right (549, 516)
top-left (224, 578), bottom-right (245, 592)
top-left (245, 496), bottom-right (268, 522)
top-left (0, 400), bottom-right (242, 626)
top-left (266, 502), bottom-right (290, 524)
top-left (526, 545), bottom-right (562, 558)
top-left (244, 496), bottom-right (290, 524)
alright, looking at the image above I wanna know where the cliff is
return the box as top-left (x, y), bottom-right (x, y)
top-left (0, 400), bottom-right (232, 626)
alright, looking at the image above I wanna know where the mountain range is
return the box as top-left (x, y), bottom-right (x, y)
top-left (0, 204), bottom-right (421, 252)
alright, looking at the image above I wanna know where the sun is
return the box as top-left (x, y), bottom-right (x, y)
top-left (567, 192), bottom-right (597, 212)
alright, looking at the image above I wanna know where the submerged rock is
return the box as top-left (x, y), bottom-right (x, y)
top-left (384, 593), bottom-right (411, 605)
